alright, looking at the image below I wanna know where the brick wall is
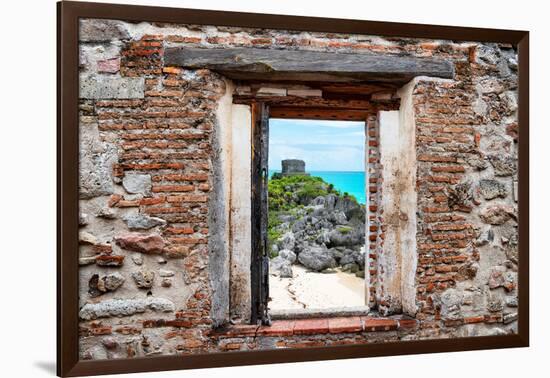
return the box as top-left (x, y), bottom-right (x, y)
top-left (78, 18), bottom-right (518, 359)
top-left (366, 115), bottom-right (381, 308)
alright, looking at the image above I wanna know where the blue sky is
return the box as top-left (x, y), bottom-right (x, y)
top-left (268, 119), bottom-right (365, 172)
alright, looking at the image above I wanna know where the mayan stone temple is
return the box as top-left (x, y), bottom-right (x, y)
top-left (77, 17), bottom-right (519, 360)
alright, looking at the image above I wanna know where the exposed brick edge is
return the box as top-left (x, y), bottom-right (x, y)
top-left (211, 317), bottom-right (416, 337)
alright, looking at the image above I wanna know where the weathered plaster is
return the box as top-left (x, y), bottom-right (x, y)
top-left (229, 104), bottom-right (253, 321)
top-left (377, 111), bottom-right (403, 314)
top-left (77, 17), bottom-right (519, 358)
top-left (376, 101), bottom-right (417, 316)
top-left (397, 80), bottom-right (418, 316)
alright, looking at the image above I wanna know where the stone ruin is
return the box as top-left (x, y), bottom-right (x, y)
top-left (76, 17), bottom-right (519, 360)
top-left (281, 159), bottom-right (308, 176)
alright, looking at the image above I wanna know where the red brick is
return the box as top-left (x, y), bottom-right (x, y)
top-left (167, 194), bottom-right (208, 203)
top-left (114, 326), bottom-right (141, 335)
top-left (464, 316), bottom-right (485, 324)
top-left (165, 227), bottom-right (194, 235)
top-left (251, 38), bottom-right (272, 45)
top-left (431, 232), bottom-right (468, 241)
top-left (180, 339), bottom-right (204, 349)
top-left (362, 317), bottom-right (398, 332)
top-left (397, 319), bottom-right (418, 330)
top-left (108, 194), bottom-right (122, 207)
top-left (156, 174), bottom-right (209, 182)
top-left (162, 66), bottom-right (183, 74)
top-left (168, 237), bottom-right (207, 245)
top-left (165, 36), bottom-right (202, 43)
top-left (423, 206), bottom-right (450, 213)
top-left (152, 185), bottom-right (194, 193)
top-left (139, 196), bottom-right (166, 205)
top-left (293, 318), bottom-right (329, 335)
top-left (431, 166), bottom-right (466, 173)
top-left (95, 254), bottom-right (125, 266)
top-left (418, 154), bottom-right (457, 162)
top-left (257, 320), bottom-right (295, 336)
top-left (328, 317), bottom-right (362, 334)
top-left (432, 223), bottom-right (470, 231)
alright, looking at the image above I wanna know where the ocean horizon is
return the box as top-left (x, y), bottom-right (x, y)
top-left (269, 170), bottom-right (366, 204)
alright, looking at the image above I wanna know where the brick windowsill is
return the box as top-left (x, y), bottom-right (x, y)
top-left (213, 316), bottom-right (417, 338)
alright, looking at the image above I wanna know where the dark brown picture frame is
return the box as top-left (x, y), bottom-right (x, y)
top-left (57, 1), bottom-right (529, 376)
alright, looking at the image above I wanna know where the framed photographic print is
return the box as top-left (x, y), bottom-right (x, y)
top-left (57, 1), bottom-right (529, 376)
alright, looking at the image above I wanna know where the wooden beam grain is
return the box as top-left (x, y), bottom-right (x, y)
top-left (165, 47), bottom-right (455, 83)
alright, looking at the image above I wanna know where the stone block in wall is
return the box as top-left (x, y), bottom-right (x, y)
top-left (80, 74), bottom-right (145, 99)
top-left (79, 120), bottom-right (117, 199)
top-left (122, 173), bottom-right (152, 196)
top-left (79, 19), bottom-right (130, 42)
top-left (123, 214), bottom-right (167, 230)
top-left (79, 297), bottom-right (175, 320)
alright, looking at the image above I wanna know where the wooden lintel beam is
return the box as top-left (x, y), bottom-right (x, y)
top-left (233, 95), bottom-right (400, 112)
top-left (269, 107), bottom-right (372, 121)
top-left (165, 47), bottom-right (454, 83)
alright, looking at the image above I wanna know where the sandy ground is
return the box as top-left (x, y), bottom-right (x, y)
top-left (269, 265), bottom-right (366, 310)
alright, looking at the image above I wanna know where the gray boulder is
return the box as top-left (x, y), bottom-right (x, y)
top-left (353, 250), bottom-right (365, 267)
top-left (342, 263), bottom-right (360, 273)
top-left (270, 256), bottom-right (293, 278)
top-left (278, 231), bottom-right (296, 251)
top-left (328, 226), bottom-right (364, 247)
top-left (316, 230), bottom-right (331, 245)
top-left (339, 253), bottom-right (356, 265)
top-left (330, 211), bottom-right (348, 225)
top-left (291, 219), bottom-right (307, 233)
top-left (278, 249), bottom-right (297, 263)
top-left (311, 196), bottom-right (326, 206)
top-left (334, 196), bottom-right (361, 215)
top-left (298, 245), bottom-right (336, 271)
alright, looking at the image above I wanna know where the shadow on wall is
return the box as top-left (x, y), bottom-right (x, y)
top-left (34, 361), bottom-right (56, 375)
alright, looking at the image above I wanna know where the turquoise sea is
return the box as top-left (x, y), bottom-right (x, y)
top-left (269, 170), bottom-right (366, 204)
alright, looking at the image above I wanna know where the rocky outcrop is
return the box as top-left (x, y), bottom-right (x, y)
top-left (270, 191), bottom-right (366, 275)
top-left (297, 245), bottom-right (336, 271)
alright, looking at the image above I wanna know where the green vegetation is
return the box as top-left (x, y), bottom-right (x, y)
top-left (267, 211), bottom-right (284, 257)
top-left (267, 174), bottom-right (360, 252)
top-left (336, 225), bottom-right (353, 234)
top-left (268, 174), bottom-right (340, 212)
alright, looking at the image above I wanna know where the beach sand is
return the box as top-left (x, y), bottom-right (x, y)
top-left (268, 265), bottom-right (366, 310)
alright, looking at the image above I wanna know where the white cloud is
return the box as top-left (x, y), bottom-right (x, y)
top-left (269, 118), bottom-right (366, 172)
